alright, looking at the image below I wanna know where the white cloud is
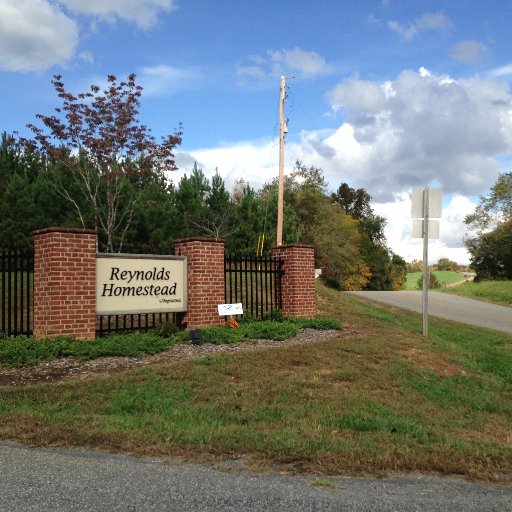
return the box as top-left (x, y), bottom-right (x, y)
top-left (269, 48), bottom-right (334, 77)
top-left (78, 51), bottom-right (94, 64)
top-left (0, 0), bottom-right (178, 72)
top-left (0, 0), bottom-right (78, 71)
top-left (450, 40), bottom-right (490, 64)
top-left (184, 68), bottom-right (512, 203)
top-left (138, 65), bottom-right (201, 96)
top-left (366, 14), bottom-right (380, 25)
top-left (237, 47), bottom-right (334, 84)
top-left (57, 0), bottom-right (176, 29)
top-left (388, 11), bottom-right (452, 40)
top-left (314, 68), bottom-right (512, 200)
top-left (488, 63), bottom-right (512, 78)
top-left (328, 75), bottom-right (386, 113)
top-left (178, 67), bottom-right (512, 263)
top-left (175, 139), bottom-right (279, 191)
top-left (373, 194), bottom-right (475, 265)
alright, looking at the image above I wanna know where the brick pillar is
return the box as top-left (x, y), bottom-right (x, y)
top-left (33, 227), bottom-right (97, 340)
top-left (174, 237), bottom-right (225, 329)
top-left (271, 244), bottom-right (316, 318)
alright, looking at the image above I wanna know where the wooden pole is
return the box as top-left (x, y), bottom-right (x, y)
top-left (276, 75), bottom-right (285, 246)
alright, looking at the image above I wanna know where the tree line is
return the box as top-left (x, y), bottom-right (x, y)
top-left (0, 134), bottom-right (406, 290)
top-left (0, 73), bottom-right (410, 290)
top-left (4, 72), bottom-right (509, 285)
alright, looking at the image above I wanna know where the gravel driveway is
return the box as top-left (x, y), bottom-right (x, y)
top-left (346, 291), bottom-right (512, 334)
top-left (1, 441), bottom-right (511, 512)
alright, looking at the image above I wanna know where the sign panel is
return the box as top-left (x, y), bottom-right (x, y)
top-left (411, 219), bottom-right (440, 239)
top-left (411, 188), bottom-right (442, 218)
top-left (96, 254), bottom-right (187, 315)
top-left (218, 303), bottom-right (243, 316)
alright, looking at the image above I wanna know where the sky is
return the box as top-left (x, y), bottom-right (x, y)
top-left (2, 0), bottom-right (512, 265)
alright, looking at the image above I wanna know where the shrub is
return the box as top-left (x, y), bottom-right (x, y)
top-left (0, 315), bottom-right (341, 367)
top-left (155, 321), bottom-right (180, 338)
top-left (200, 320), bottom-right (300, 344)
top-left (0, 332), bottom-right (185, 368)
top-left (417, 272), bottom-right (441, 290)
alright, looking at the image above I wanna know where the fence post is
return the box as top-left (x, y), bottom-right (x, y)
top-left (271, 244), bottom-right (316, 318)
top-left (174, 237), bottom-right (225, 329)
top-left (33, 227), bottom-right (97, 340)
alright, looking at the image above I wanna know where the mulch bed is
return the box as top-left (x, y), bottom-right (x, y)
top-left (0, 326), bottom-right (363, 386)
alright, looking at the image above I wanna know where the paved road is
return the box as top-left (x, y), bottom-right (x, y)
top-left (346, 291), bottom-right (512, 334)
top-left (0, 441), bottom-right (510, 511)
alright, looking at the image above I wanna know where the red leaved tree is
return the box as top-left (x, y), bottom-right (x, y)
top-left (24, 73), bottom-right (182, 252)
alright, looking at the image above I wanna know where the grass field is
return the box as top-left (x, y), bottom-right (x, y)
top-left (405, 271), bottom-right (464, 290)
top-left (0, 283), bottom-right (511, 482)
top-left (441, 280), bottom-right (512, 306)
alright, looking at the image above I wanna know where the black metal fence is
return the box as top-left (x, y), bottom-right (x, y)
top-left (1, 247), bottom-right (285, 338)
top-left (0, 247), bottom-right (34, 337)
top-left (96, 312), bottom-right (178, 337)
top-left (224, 254), bottom-right (283, 319)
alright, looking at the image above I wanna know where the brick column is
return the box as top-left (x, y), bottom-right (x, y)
top-left (174, 237), bottom-right (225, 329)
top-left (271, 244), bottom-right (316, 318)
top-left (33, 227), bottom-right (97, 340)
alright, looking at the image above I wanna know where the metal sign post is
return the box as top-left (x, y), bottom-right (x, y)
top-left (411, 187), bottom-right (442, 337)
top-left (422, 188), bottom-right (430, 336)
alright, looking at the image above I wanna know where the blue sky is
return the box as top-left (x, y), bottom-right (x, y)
top-left (2, 0), bottom-right (512, 264)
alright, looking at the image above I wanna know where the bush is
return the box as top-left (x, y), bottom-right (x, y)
top-left (0, 315), bottom-right (341, 367)
top-left (155, 321), bottom-right (180, 338)
top-left (200, 320), bottom-right (300, 344)
top-left (417, 272), bottom-right (441, 290)
top-left (0, 332), bottom-right (185, 368)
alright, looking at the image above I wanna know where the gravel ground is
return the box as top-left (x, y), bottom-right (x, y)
top-left (1, 440), bottom-right (511, 512)
top-left (0, 328), bottom-right (354, 386)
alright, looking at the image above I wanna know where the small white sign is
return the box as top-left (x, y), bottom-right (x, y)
top-left (411, 188), bottom-right (442, 219)
top-left (218, 303), bottom-right (243, 316)
top-left (411, 219), bottom-right (440, 239)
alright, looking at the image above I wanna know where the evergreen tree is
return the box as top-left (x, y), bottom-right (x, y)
top-left (0, 133), bottom-right (83, 246)
top-left (174, 163), bottom-right (211, 237)
top-left (228, 184), bottom-right (264, 255)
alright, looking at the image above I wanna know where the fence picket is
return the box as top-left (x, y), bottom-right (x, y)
top-left (1, 247), bottom-right (285, 338)
top-left (224, 254), bottom-right (283, 320)
top-left (0, 246), bottom-right (34, 337)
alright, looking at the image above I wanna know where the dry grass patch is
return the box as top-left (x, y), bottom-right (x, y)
top-left (401, 348), bottom-right (468, 377)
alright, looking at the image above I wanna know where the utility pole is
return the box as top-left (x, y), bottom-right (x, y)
top-left (276, 75), bottom-right (286, 246)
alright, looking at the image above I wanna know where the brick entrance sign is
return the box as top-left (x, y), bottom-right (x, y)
top-left (31, 229), bottom-right (316, 340)
top-left (33, 227), bottom-right (97, 340)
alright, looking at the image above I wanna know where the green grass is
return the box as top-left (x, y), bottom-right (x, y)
top-left (0, 332), bottom-right (187, 368)
top-left (405, 271), bottom-right (463, 290)
top-left (0, 317), bottom-right (341, 367)
top-left (0, 284), bottom-right (510, 481)
top-left (441, 280), bottom-right (512, 306)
